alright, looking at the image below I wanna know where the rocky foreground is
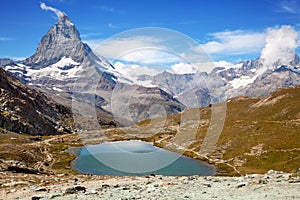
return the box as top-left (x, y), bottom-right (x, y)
top-left (1, 170), bottom-right (299, 200)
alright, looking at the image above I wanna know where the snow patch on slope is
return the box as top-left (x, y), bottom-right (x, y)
top-left (52, 56), bottom-right (79, 68)
top-left (228, 67), bottom-right (267, 89)
top-left (26, 57), bottom-right (83, 80)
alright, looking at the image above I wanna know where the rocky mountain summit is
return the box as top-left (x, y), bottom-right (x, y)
top-left (0, 68), bottom-right (73, 135)
top-left (22, 12), bottom-right (112, 71)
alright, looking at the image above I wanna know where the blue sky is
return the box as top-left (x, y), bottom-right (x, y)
top-left (0, 0), bottom-right (299, 63)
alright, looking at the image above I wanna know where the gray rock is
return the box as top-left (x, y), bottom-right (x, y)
top-left (87, 189), bottom-right (97, 195)
top-left (65, 186), bottom-right (86, 194)
top-left (50, 194), bottom-right (62, 199)
top-left (202, 183), bottom-right (212, 187)
top-left (236, 182), bottom-right (248, 188)
top-left (258, 179), bottom-right (268, 184)
top-left (35, 187), bottom-right (47, 192)
top-left (31, 196), bottom-right (43, 200)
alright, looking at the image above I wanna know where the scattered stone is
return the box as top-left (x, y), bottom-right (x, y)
top-left (35, 187), bottom-right (47, 192)
top-left (73, 178), bottom-right (78, 185)
top-left (278, 173), bottom-right (291, 180)
top-left (102, 184), bottom-right (110, 188)
top-left (65, 187), bottom-right (76, 194)
top-left (57, 174), bottom-right (64, 177)
top-left (122, 186), bottom-right (130, 190)
top-left (188, 176), bottom-right (197, 181)
top-left (288, 179), bottom-right (300, 183)
top-left (50, 194), bottom-right (61, 199)
top-left (236, 182), bottom-right (248, 188)
top-left (88, 189), bottom-right (98, 194)
top-left (258, 179), bottom-right (268, 184)
top-left (10, 189), bottom-right (16, 193)
top-left (75, 186), bottom-right (86, 192)
top-left (65, 186), bottom-right (86, 194)
top-left (31, 196), bottom-right (43, 200)
top-left (30, 186), bottom-right (38, 190)
top-left (247, 174), bottom-right (258, 178)
top-left (202, 183), bottom-right (211, 187)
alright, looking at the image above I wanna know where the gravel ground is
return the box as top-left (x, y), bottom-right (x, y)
top-left (2, 171), bottom-right (299, 200)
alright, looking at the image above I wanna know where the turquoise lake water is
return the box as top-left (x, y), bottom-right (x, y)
top-left (72, 140), bottom-right (216, 176)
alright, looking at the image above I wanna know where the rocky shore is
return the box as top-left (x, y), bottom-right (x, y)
top-left (1, 170), bottom-right (299, 200)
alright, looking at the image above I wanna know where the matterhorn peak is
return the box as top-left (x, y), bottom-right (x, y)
top-left (22, 3), bottom-right (107, 69)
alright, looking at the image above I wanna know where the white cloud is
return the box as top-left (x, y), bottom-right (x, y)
top-left (40, 2), bottom-right (65, 19)
top-left (120, 49), bottom-right (181, 64)
top-left (90, 36), bottom-right (182, 64)
top-left (260, 25), bottom-right (298, 67)
top-left (198, 30), bottom-right (265, 55)
top-left (168, 61), bottom-right (233, 74)
top-left (168, 62), bottom-right (199, 74)
top-left (0, 37), bottom-right (14, 41)
top-left (279, 0), bottom-right (298, 14)
top-left (114, 61), bottom-right (160, 77)
top-left (94, 6), bottom-right (115, 13)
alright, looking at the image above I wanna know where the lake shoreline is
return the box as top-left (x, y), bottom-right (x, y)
top-left (68, 140), bottom-right (217, 176)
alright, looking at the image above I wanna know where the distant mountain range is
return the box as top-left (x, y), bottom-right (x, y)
top-left (110, 55), bottom-right (300, 108)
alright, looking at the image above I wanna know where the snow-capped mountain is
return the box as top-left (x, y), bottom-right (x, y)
top-left (3, 10), bottom-right (114, 89)
top-left (115, 55), bottom-right (300, 108)
top-left (23, 13), bottom-right (112, 70)
top-left (0, 8), bottom-right (183, 126)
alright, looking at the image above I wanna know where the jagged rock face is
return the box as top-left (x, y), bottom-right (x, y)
top-left (23, 15), bottom-right (89, 68)
top-left (0, 68), bottom-right (73, 135)
top-left (242, 67), bottom-right (300, 97)
top-left (22, 13), bottom-right (113, 71)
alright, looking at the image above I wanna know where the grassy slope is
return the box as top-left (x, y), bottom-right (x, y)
top-left (136, 86), bottom-right (300, 175)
